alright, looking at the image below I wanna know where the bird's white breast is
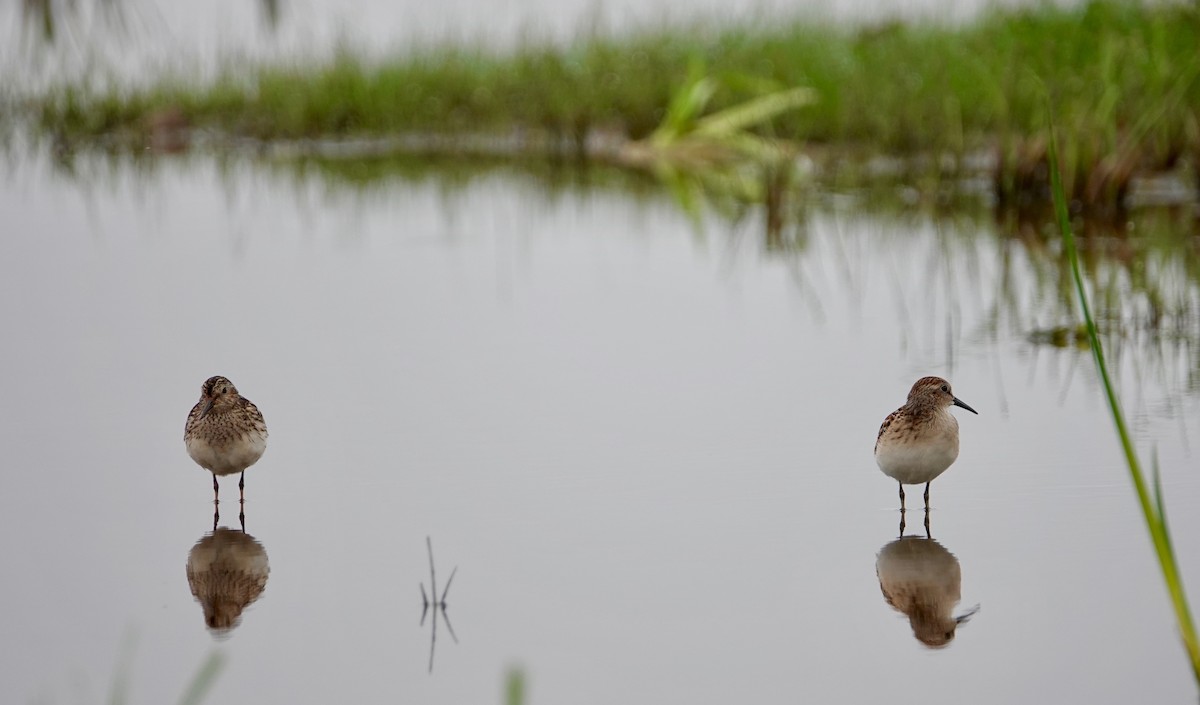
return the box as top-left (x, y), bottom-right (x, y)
top-left (186, 432), bottom-right (267, 476)
top-left (875, 415), bottom-right (960, 485)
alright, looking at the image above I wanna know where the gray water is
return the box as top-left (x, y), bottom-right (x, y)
top-left (3, 0), bottom-right (1200, 701)
top-left (2, 149), bottom-right (1198, 704)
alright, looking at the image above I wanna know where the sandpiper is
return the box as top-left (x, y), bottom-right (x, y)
top-left (184, 376), bottom-right (268, 506)
top-left (875, 376), bottom-right (976, 512)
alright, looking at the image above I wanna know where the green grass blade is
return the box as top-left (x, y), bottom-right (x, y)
top-left (1152, 452), bottom-right (1169, 544)
top-left (505, 668), bottom-right (526, 705)
top-left (651, 60), bottom-right (717, 145)
top-left (177, 650), bottom-right (227, 705)
top-left (692, 87), bottom-right (817, 138)
top-left (1048, 115), bottom-right (1200, 683)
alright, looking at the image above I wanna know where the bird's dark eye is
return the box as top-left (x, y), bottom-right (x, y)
top-left (941, 384), bottom-right (949, 393)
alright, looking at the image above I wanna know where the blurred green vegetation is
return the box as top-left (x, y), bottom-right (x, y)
top-left (505, 668), bottom-right (526, 705)
top-left (32, 0), bottom-right (1200, 209)
top-left (98, 632), bottom-right (225, 705)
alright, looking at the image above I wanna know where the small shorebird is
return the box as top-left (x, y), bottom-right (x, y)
top-left (184, 376), bottom-right (268, 507)
top-left (875, 376), bottom-right (976, 512)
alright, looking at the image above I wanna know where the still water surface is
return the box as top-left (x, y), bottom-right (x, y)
top-left (1, 151), bottom-right (1198, 703)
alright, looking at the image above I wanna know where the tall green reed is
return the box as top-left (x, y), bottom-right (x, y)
top-left (1048, 119), bottom-right (1200, 683)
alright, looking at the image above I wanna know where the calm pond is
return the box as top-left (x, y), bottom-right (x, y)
top-left (3, 1), bottom-right (1200, 703)
top-left (2, 149), bottom-right (1198, 704)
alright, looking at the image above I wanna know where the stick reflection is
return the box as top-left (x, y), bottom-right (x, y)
top-left (419, 536), bottom-right (458, 673)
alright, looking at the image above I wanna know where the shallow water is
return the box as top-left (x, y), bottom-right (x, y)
top-left (1, 150), bottom-right (1198, 704)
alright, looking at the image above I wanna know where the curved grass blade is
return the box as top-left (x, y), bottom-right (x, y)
top-left (177, 650), bottom-right (227, 705)
top-left (692, 87), bottom-right (817, 139)
top-left (1048, 116), bottom-right (1200, 683)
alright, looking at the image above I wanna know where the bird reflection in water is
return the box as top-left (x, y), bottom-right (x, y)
top-left (899, 506), bottom-right (935, 538)
top-left (876, 536), bottom-right (979, 648)
top-left (186, 526), bottom-right (270, 636)
top-left (420, 536), bottom-right (458, 673)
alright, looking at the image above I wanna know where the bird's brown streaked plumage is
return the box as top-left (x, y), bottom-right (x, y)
top-left (184, 376), bottom-right (268, 508)
top-left (874, 376), bottom-right (976, 513)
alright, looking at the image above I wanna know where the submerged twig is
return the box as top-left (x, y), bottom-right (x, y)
top-left (419, 537), bottom-right (460, 672)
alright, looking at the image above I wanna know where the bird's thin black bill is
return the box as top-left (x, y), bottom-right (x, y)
top-left (952, 397), bottom-right (978, 414)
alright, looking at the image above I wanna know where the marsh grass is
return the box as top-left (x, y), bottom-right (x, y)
top-left (1049, 120), bottom-right (1200, 682)
top-left (32, 1), bottom-right (1200, 209)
